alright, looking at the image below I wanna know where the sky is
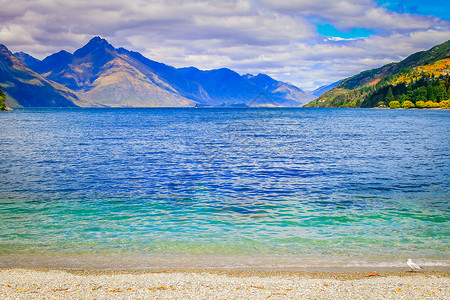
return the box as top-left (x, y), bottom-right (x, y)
top-left (1, 0), bottom-right (449, 91)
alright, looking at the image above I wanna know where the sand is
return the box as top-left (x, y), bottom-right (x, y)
top-left (0, 268), bottom-right (448, 299)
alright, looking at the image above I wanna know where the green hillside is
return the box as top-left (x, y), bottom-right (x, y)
top-left (305, 40), bottom-right (450, 108)
top-left (0, 86), bottom-right (5, 110)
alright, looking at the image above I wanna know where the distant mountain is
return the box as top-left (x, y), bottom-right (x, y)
top-left (177, 67), bottom-right (312, 106)
top-left (177, 67), bottom-right (261, 106)
top-left (18, 37), bottom-right (196, 107)
top-left (17, 37), bottom-right (308, 107)
top-left (0, 44), bottom-right (87, 107)
top-left (13, 52), bottom-right (41, 70)
top-left (246, 73), bottom-right (313, 106)
top-left (310, 80), bottom-right (341, 97)
top-left (305, 40), bottom-right (450, 108)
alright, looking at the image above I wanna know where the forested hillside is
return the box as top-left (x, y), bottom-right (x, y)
top-left (0, 86), bottom-right (5, 111)
top-left (306, 40), bottom-right (450, 108)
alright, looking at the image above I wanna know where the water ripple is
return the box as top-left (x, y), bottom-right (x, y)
top-left (0, 108), bottom-right (449, 264)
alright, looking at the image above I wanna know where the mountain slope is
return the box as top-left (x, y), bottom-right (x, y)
top-left (178, 67), bottom-right (263, 106)
top-left (0, 44), bottom-right (85, 107)
top-left (305, 40), bottom-right (450, 108)
top-left (13, 52), bottom-right (41, 70)
top-left (116, 48), bottom-right (207, 103)
top-left (311, 80), bottom-right (341, 97)
top-left (20, 37), bottom-right (195, 107)
top-left (246, 73), bottom-right (313, 106)
top-left (82, 54), bottom-right (194, 107)
top-left (20, 37), bottom-right (308, 107)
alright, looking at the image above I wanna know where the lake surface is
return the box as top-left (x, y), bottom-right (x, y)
top-left (0, 108), bottom-right (449, 269)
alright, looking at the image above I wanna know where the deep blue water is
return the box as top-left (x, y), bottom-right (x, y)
top-left (0, 108), bottom-right (449, 269)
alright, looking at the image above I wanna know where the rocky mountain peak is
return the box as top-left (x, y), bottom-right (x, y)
top-left (74, 36), bottom-right (115, 58)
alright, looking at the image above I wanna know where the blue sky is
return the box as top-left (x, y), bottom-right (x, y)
top-left (316, 0), bottom-right (450, 39)
top-left (316, 0), bottom-right (450, 40)
top-left (317, 24), bottom-right (375, 39)
top-left (375, 0), bottom-right (450, 20)
top-left (1, 0), bottom-right (449, 90)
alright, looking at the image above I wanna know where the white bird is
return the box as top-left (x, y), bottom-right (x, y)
top-left (406, 259), bottom-right (422, 272)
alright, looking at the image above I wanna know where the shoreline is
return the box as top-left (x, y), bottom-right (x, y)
top-left (1, 268), bottom-right (448, 299)
top-left (1, 253), bottom-right (448, 272)
top-left (2, 266), bottom-right (450, 277)
top-left (371, 106), bottom-right (450, 110)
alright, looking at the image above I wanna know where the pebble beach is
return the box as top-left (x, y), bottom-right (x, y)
top-left (1, 268), bottom-right (448, 299)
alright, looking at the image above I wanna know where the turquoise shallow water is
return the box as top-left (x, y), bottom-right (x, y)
top-left (0, 108), bottom-right (449, 269)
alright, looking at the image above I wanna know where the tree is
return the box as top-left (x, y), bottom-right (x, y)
top-left (406, 84), bottom-right (414, 100)
top-left (385, 87), bottom-right (395, 103)
top-left (427, 83), bottom-right (435, 101)
top-left (0, 86), bottom-right (5, 111)
top-left (418, 86), bottom-right (428, 102)
top-left (389, 101), bottom-right (401, 108)
top-left (398, 94), bottom-right (409, 104)
top-left (435, 83), bottom-right (447, 101)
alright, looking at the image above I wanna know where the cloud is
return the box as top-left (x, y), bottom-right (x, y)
top-left (0, 0), bottom-right (449, 90)
top-left (0, 25), bottom-right (34, 44)
top-left (259, 0), bottom-right (372, 18)
top-left (258, 0), bottom-right (444, 32)
top-left (193, 13), bottom-right (313, 45)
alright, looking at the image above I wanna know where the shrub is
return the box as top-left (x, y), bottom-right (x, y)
top-left (439, 100), bottom-right (450, 108)
top-left (424, 101), bottom-right (440, 108)
top-left (402, 100), bottom-right (415, 108)
top-left (415, 100), bottom-right (425, 108)
top-left (389, 101), bottom-right (401, 108)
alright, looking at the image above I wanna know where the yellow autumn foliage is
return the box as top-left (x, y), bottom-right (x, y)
top-left (424, 101), bottom-right (440, 108)
top-left (402, 100), bottom-right (415, 108)
top-left (439, 100), bottom-right (450, 108)
top-left (392, 58), bottom-right (450, 85)
top-left (389, 101), bottom-right (401, 108)
top-left (415, 100), bottom-right (426, 108)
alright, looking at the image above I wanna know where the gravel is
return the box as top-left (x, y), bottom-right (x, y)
top-left (0, 268), bottom-right (448, 299)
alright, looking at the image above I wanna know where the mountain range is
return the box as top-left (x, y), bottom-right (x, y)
top-left (305, 40), bottom-right (450, 108)
top-left (0, 44), bottom-right (86, 108)
top-left (5, 37), bottom-right (447, 109)
top-left (1, 37), bottom-right (313, 108)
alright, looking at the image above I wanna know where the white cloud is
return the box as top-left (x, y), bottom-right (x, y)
top-left (258, 0), bottom-right (372, 17)
top-left (193, 13), bottom-right (313, 45)
top-left (258, 0), bottom-right (447, 32)
top-left (0, 25), bottom-right (34, 44)
top-left (0, 0), bottom-right (449, 90)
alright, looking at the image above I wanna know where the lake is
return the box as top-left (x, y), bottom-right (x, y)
top-left (0, 107), bottom-right (448, 269)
